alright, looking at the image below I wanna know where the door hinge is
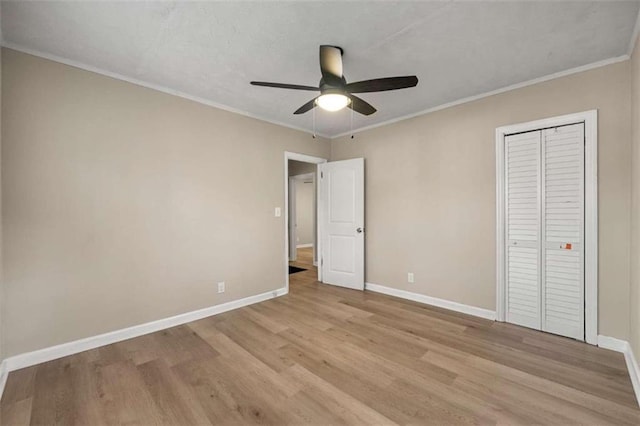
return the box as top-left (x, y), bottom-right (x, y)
top-left (321, 258), bottom-right (324, 266)
top-left (321, 171), bottom-right (323, 179)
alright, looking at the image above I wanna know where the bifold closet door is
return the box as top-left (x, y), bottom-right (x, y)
top-left (505, 130), bottom-right (542, 330)
top-left (542, 124), bottom-right (584, 340)
top-left (505, 123), bottom-right (585, 341)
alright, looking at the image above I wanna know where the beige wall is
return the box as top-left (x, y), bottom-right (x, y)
top-left (289, 160), bottom-right (317, 177)
top-left (288, 160), bottom-right (318, 261)
top-left (631, 35), bottom-right (640, 358)
top-left (1, 45), bottom-right (636, 358)
top-left (332, 61), bottom-right (632, 341)
top-left (1, 48), bottom-right (330, 357)
top-left (295, 178), bottom-right (315, 246)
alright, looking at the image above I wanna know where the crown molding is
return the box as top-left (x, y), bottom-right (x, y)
top-left (0, 41), bottom-right (333, 140)
top-left (331, 53), bottom-right (630, 139)
top-left (628, 7), bottom-right (640, 56)
top-left (0, 32), bottom-right (634, 141)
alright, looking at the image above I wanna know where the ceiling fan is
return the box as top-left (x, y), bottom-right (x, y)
top-left (250, 45), bottom-right (418, 116)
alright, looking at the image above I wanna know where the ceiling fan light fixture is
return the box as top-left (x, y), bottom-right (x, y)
top-left (316, 93), bottom-right (350, 112)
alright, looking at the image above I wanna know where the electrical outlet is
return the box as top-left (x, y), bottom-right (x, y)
top-left (408, 272), bottom-right (414, 283)
top-left (217, 281), bottom-right (225, 293)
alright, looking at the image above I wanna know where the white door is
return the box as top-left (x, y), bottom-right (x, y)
top-left (542, 124), bottom-right (585, 340)
top-left (505, 130), bottom-right (542, 330)
top-left (504, 123), bottom-right (585, 340)
top-left (319, 158), bottom-right (365, 290)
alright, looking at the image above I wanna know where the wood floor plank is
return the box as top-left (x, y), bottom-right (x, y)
top-left (90, 360), bottom-right (165, 425)
top-left (204, 321), bottom-right (296, 373)
top-left (1, 247), bottom-right (638, 424)
top-left (280, 364), bottom-right (398, 426)
top-left (425, 350), bottom-right (640, 425)
top-left (365, 308), bottom-right (639, 407)
top-left (28, 358), bottom-right (77, 426)
top-left (0, 397), bottom-right (32, 426)
top-left (191, 356), bottom-right (294, 424)
top-left (170, 359), bottom-right (248, 425)
top-left (278, 343), bottom-right (426, 425)
top-left (0, 367), bottom-right (37, 407)
top-left (137, 359), bottom-right (212, 425)
top-left (69, 361), bottom-right (113, 426)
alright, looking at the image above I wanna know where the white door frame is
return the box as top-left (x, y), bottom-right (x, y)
top-left (496, 110), bottom-right (598, 344)
top-left (285, 152), bottom-right (327, 293)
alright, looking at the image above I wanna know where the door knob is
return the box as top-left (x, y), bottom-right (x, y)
top-left (356, 227), bottom-right (364, 233)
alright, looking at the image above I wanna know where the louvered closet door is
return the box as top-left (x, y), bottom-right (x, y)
top-left (542, 124), bottom-right (584, 340)
top-left (505, 130), bottom-right (542, 330)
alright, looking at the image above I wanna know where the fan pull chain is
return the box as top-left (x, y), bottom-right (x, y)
top-left (312, 107), bottom-right (317, 139)
top-left (350, 106), bottom-right (354, 139)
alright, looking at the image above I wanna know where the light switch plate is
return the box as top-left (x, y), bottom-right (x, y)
top-left (275, 207), bottom-right (282, 217)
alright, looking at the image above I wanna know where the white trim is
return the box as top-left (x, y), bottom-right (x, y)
top-left (625, 345), bottom-right (640, 407)
top-left (365, 282), bottom-right (496, 321)
top-left (0, 42), bottom-right (332, 140)
top-left (284, 152), bottom-right (327, 292)
top-left (597, 335), bottom-right (640, 407)
top-left (0, 287), bottom-right (286, 375)
top-left (496, 128), bottom-right (506, 322)
top-left (495, 110), bottom-right (598, 345)
top-left (496, 110), bottom-right (598, 136)
top-left (628, 8), bottom-right (640, 56)
top-left (597, 335), bottom-right (629, 352)
top-left (0, 360), bottom-right (8, 402)
top-left (583, 111), bottom-right (599, 345)
top-left (331, 56), bottom-right (626, 139)
top-left (285, 152), bottom-right (327, 165)
top-left (1, 40), bottom-right (627, 140)
top-left (296, 243), bottom-right (313, 248)
top-left (290, 173), bottom-right (315, 181)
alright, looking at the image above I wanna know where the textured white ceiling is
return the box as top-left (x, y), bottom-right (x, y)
top-left (2, 1), bottom-right (639, 137)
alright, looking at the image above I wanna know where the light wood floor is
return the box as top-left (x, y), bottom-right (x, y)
top-left (290, 246), bottom-right (315, 270)
top-left (2, 247), bottom-right (639, 425)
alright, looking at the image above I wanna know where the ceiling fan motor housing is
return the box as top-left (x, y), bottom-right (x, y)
top-left (319, 77), bottom-right (348, 94)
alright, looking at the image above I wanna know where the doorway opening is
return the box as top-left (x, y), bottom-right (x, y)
top-left (284, 152), bottom-right (366, 293)
top-left (289, 169), bottom-right (316, 270)
top-left (284, 152), bottom-right (327, 293)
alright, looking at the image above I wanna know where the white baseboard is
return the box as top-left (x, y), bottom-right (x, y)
top-left (597, 335), bottom-right (629, 352)
top-left (0, 360), bottom-right (8, 402)
top-left (365, 282), bottom-right (496, 321)
top-left (598, 335), bottom-right (640, 407)
top-left (296, 243), bottom-right (313, 248)
top-left (0, 286), bottom-right (287, 401)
